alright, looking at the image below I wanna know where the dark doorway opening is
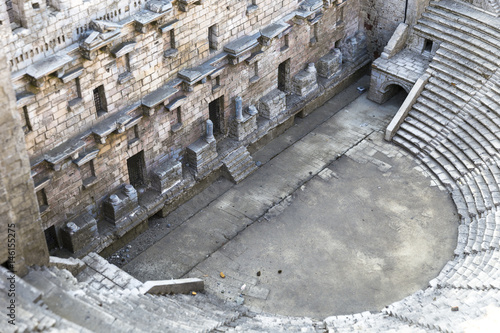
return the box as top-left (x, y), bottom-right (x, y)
top-left (127, 151), bottom-right (146, 188)
top-left (278, 59), bottom-right (291, 92)
top-left (383, 84), bottom-right (409, 112)
top-left (44, 225), bottom-right (59, 252)
top-left (423, 39), bottom-right (433, 54)
top-left (209, 96), bottom-right (224, 136)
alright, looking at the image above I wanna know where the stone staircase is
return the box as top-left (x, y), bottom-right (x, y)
top-left (222, 146), bottom-right (258, 184)
top-left (5, 253), bottom-right (340, 332)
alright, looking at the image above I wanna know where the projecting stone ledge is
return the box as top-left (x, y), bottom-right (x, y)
top-left (224, 34), bottom-right (261, 64)
top-left (259, 22), bottom-right (291, 46)
top-left (178, 65), bottom-right (215, 86)
top-left (26, 54), bottom-right (74, 87)
top-left (141, 278), bottom-right (204, 295)
top-left (142, 83), bottom-right (179, 115)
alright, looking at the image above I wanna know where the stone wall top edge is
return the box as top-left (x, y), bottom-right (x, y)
top-left (4, 0), bottom-right (307, 73)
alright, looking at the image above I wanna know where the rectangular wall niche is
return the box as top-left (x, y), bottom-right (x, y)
top-left (278, 59), bottom-right (291, 92)
top-left (93, 85), bottom-right (108, 117)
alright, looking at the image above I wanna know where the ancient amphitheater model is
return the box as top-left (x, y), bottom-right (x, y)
top-left (1, 0), bottom-right (499, 331)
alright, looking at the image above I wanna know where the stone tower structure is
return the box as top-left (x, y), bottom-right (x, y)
top-left (0, 7), bottom-right (49, 276)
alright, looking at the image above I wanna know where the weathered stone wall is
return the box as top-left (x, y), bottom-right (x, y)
top-left (361, 0), bottom-right (430, 58)
top-left (0, 0), bottom-right (367, 258)
top-left (0, 14), bottom-right (49, 275)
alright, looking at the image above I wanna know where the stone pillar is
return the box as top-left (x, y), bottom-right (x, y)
top-left (0, 18), bottom-right (49, 275)
top-left (229, 102), bottom-right (258, 141)
top-left (235, 96), bottom-right (244, 122)
top-left (206, 119), bottom-right (215, 143)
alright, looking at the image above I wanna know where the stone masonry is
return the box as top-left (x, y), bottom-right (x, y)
top-left (0, 0), bottom-right (382, 269)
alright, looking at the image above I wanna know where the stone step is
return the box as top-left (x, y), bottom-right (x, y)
top-left (408, 107), bottom-right (446, 134)
top-left (413, 24), bottom-right (498, 66)
top-left (428, 75), bottom-right (475, 104)
top-left (422, 10), bottom-right (500, 48)
top-left (412, 101), bottom-right (452, 126)
top-left (77, 252), bottom-right (143, 291)
top-left (22, 260), bottom-right (251, 333)
top-left (216, 313), bottom-right (319, 332)
top-left (428, 147), bottom-right (462, 180)
top-left (431, 0), bottom-right (500, 33)
top-left (400, 119), bottom-right (437, 143)
top-left (428, 60), bottom-right (485, 92)
top-left (439, 42), bottom-right (497, 75)
top-left (222, 147), bottom-right (258, 184)
top-left (426, 82), bottom-right (469, 110)
top-left (420, 89), bottom-right (461, 115)
top-left (414, 95), bottom-right (456, 121)
top-left (169, 293), bottom-right (245, 324)
top-left (480, 165), bottom-right (500, 207)
top-left (430, 70), bottom-right (478, 97)
top-left (24, 269), bottom-right (125, 333)
top-left (384, 287), bottom-right (500, 332)
top-left (453, 117), bottom-right (499, 159)
top-left (418, 151), bottom-right (458, 189)
top-left (396, 127), bottom-right (429, 150)
top-left (392, 134), bottom-right (423, 159)
top-left (438, 250), bottom-right (500, 289)
top-left (445, 123), bottom-right (491, 166)
top-left (324, 311), bottom-right (436, 332)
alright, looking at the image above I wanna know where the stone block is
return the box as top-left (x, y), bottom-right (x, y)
top-left (60, 214), bottom-right (98, 253)
top-left (229, 112), bottom-right (258, 141)
top-left (342, 31), bottom-right (367, 63)
top-left (141, 278), bottom-right (204, 295)
top-left (102, 185), bottom-right (139, 225)
top-left (292, 63), bottom-right (318, 97)
top-left (317, 49), bottom-right (342, 79)
top-left (186, 138), bottom-right (218, 175)
top-left (258, 89), bottom-right (286, 119)
top-left (151, 159), bottom-right (182, 194)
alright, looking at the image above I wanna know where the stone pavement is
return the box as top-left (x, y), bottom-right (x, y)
top-left (122, 76), bottom-right (458, 318)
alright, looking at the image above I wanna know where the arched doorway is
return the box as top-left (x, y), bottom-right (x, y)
top-left (382, 84), bottom-right (409, 114)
